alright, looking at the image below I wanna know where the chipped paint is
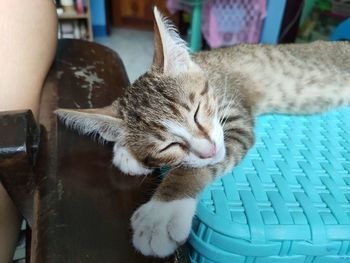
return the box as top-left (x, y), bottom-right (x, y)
top-left (56, 70), bottom-right (64, 79)
top-left (57, 178), bottom-right (64, 200)
top-left (73, 101), bottom-right (81, 108)
top-left (73, 65), bottom-right (104, 108)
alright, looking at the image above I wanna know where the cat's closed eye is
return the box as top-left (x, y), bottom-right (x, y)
top-left (159, 142), bottom-right (181, 153)
top-left (194, 103), bottom-right (200, 124)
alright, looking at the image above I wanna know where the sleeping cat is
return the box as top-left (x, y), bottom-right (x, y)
top-left (56, 7), bottom-right (350, 257)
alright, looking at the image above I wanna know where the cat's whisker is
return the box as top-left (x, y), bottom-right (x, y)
top-left (219, 100), bottom-right (229, 123)
top-left (138, 173), bottom-right (149, 186)
top-left (219, 100), bottom-right (227, 123)
top-left (222, 94), bottom-right (234, 114)
top-left (168, 163), bottom-right (183, 172)
top-left (220, 75), bottom-right (228, 119)
top-left (221, 102), bottom-right (236, 129)
top-left (220, 96), bottom-right (234, 126)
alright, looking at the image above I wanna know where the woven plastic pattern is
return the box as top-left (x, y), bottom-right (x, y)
top-left (189, 107), bottom-right (350, 263)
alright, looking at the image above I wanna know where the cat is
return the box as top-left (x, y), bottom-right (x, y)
top-left (56, 7), bottom-right (350, 258)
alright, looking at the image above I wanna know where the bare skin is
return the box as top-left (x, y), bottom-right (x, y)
top-left (0, 0), bottom-right (57, 261)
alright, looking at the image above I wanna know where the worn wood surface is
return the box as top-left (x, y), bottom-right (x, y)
top-left (0, 110), bottom-right (39, 226)
top-left (31, 39), bottom-right (173, 263)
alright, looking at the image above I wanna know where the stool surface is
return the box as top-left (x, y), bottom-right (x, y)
top-left (190, 107), bottom-right (350, 263)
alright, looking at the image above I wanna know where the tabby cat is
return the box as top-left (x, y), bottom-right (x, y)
top-left (56, 8), bottom-right (350, 257)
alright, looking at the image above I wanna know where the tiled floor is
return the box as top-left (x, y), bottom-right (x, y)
top-left (95, 28), bottom-right (154, 83)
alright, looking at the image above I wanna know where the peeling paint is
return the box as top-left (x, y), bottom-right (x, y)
top-left (56, 70), bottom-right (64, 79)
top-left (57, 178), bottom-right (64, 200)
top-left (73, 65), bottom-right (104, 108)
top-left (73, 101), bottom-right (81, 108)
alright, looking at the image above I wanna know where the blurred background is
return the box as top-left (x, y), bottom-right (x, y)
top-left (54, 0), bottom-right (349, 81)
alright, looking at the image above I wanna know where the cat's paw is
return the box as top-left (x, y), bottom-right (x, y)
top-left (112, 144), bottom-right (153, 176)
top-left (131, 198), bottom-right (196, 257)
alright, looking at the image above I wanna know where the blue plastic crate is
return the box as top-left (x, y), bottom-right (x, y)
top-left (189, 107), bottom-right (350, 263)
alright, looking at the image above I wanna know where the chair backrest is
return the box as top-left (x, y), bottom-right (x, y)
top-left (260, 0), bottom-right (287, 44)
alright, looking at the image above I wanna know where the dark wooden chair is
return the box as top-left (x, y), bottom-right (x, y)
top-left (0, 39), bottom-right (179, 263)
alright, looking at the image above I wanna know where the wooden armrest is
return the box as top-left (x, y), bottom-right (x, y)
top-left (31, 39), bottom-right (173, 263)
top-left (0, 109), bottom-right (39, 226)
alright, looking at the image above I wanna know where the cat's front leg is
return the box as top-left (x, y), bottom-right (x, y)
top-left (131, 167), bottom-right (212, 257)
top-left (131, 197), bottom-right (196, 257)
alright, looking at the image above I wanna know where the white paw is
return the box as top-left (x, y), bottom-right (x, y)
top-left (112, 144), bottom-right (153, 176)
top-left (131, 198), bottom-right (196, 257)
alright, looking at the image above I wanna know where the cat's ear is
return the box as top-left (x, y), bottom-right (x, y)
top-left (153, 7), bottom-right (192, 75)
top-left (55, 104), bottom-right (125, 142)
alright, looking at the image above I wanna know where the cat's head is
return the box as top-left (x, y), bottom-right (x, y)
top-left (56, 7), bottom-right (225, 175)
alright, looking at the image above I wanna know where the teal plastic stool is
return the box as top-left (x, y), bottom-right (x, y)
top-left (179, 0), bottom-right (205, 52)
top-left (189, 107), bottom-right (350, 262)
top-left (185, 0), bottom-right (287, 52)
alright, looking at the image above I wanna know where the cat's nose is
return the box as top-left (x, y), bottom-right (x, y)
top-left (199, 143), bottom-right (216, 159)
